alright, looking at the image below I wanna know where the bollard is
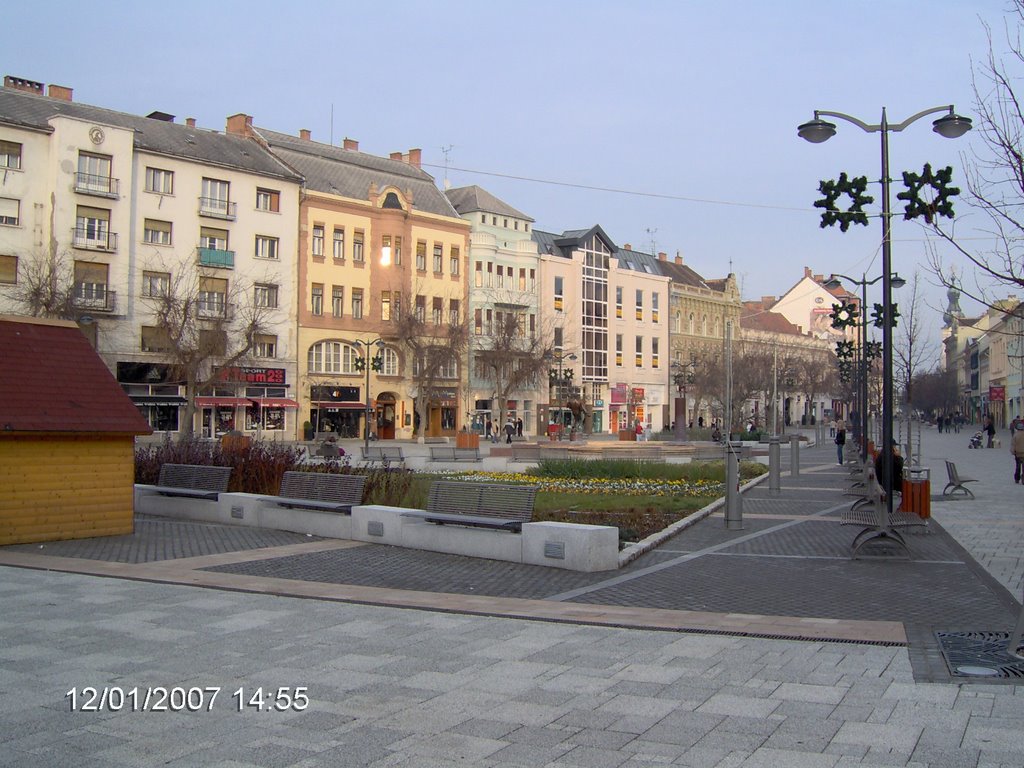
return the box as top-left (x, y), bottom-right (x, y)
top-left (725, 441), bottom-right (743, 529)
top-left (768, 437), bottom-right (781, 491)
top-left (790, 434), bottom-right (800, 477)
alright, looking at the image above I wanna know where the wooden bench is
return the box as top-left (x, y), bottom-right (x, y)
top-left (510, 445), bottom-right (542, 462)
top-left (154, 464), bottom-right (232, 500)
top-left (428, 446), bottom-right (481, 462)
top-left (942, 460), bottom-right (978, 499)
top-left (260, 471), bottom-right (366, 513)
top-left (402, 480), bottom-right (538, 532)
top-left (360, 445), bottom-right (405, 465)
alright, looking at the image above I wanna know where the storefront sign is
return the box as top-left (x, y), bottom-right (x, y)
top-left (990, 385), bottom-right (1006, 402)
top-left (215, 366), bottom-right (286, 385)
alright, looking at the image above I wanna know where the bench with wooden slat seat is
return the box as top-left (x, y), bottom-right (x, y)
top-left (510, 445), bottom-right (541, 462)
top-left (428, 446), bottom-right (482, 462)
top-left (943, 460), bottom-right (978, 499)
top-left (154, 464), bottom-right (232, 500)
top-left (360, 445), bottom-right (405, 465)
top-left (401, 480), bottom-right (538, 532)
top-left (260, 471), bottom-right (366, 513)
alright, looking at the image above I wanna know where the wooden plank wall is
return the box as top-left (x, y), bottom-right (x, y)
top-left (0, 435), bottom-right (136, 545)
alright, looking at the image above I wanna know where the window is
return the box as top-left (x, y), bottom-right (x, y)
top-left (529, 313), bottom-right (536, 339)
top-left (381, 234), bottom-right (392, 266)
top-left (353, 230), bottom-right (364, 262)
top-left (200, 177), bottom-right (232, 217)
top-left (635, 336), bottom-right (643, 367)
top-left (309, 341), bottom-right (358, 374)
top-left (529, 268), bottom-right (536, 290)
top-left (332, 286), bottom-right (344, 318)
top-left (381, 290), bottom-right (392, 321)
top-left (382, 347), bottom-right (399, 376)
top-left (142, 270), bottom-right (170, 297)
top-left (416, 240), bottom-right (427, 271)
top-left (519, 268), bottom-right (526, 291)
top-left (433, 243), bottom-right (443, 273)
top-left (141, 325), bottom-right (172, 353)
top-left (652, 337), bottom-right (660, 369)
top-left (0, 140), bottom-right (22, 170)
top-left (311, 225), bottom-right (324, 256)
top-left (485, 309), bottom-right (492, 335)
top-left (673, 311), bottom-right (681, 333)
top-left (0, 197), bottom-right (20, 226)
top-left (333, 227), bottom-right (345, 260)
top-left (652, 293), bottom-right (660, 323)
top-left (450, 246), bottom-right (460, 276)
top-left (393, 236), bottom-right (403, 266)
top-left (554, 276), bottom-right (564, 312)
top-left (311, 283), bottom-right (323, 316)
top-left (255, 334), bottom-right (277, 359)
top-left (254, 283), bottom-right (279, 308)
top-left (474, 308), bottom-right (482, 335)
top-left (415, 295), bottom-right (426, 322)
top-left (473, 261), bottom-right (483, 288)
top-left (77, 152), bottom-right (114, 195)
top-left (199, 226), bottom-right (228, 251)
top-left (636, 289), bottom-right (644, 321)
top-left (449, 299), bottom-right (460, 326)
top-left (73, 261), bottom-right (108, 306)
top-left (689, 313), bottom-right (695, 335)
top-left (615, 335), bottom-right (623, 367)
top-left (255, 235), bottom-right (279, 260)
top-left (616, 286), bottom-right (623, 319)
top-left (0, 254), bottom-right (17, 284)
top-left (198, 276), bottom-right (227, 317)
top-left (351, 288), bottom-right (363, 319)
top-left (432, 296), bottom-right (443, 325)
top-left (75, 206), bottom-right (111, 249)
top-left (256, 188), bottom-right (280, 212)
top-left (554, 326), bottom-right (563, 350)
top-left (143, 219), bottom-right (172, 245)
top-left (145, 167), bottom-right (173, 194)
top-left (496, 265), bottom-right (504, 289)
top-left (486, 262), bottom-right (493, 287)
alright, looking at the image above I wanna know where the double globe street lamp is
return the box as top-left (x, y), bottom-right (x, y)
top-left (354, 338), bottom-right (386, 452)
top-left (798, 106), bottom-right (971, 516)
top-left (544, 350), bottom-right (577, 440)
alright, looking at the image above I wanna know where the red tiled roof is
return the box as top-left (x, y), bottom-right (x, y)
top-left (740, 305), bottom-right (805, 335)
top-left (0, 316), bottom-right (152, 435)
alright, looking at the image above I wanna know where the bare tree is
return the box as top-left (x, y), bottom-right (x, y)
top-left (894, 273), bottom-right (935, 423)
top-left (142, 265), bottom-right (276, 441)
top-left (473, 311), bottom-right (552, 431)
top-left (7, 248), bottom-right (77, 319)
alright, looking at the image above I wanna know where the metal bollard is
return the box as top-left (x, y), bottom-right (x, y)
top-left (790, 434), bottom-right (800, 477)
top-left (768, 437), bottom-right (781, 491)
top-left (725, 441), bottom-right (743, 529)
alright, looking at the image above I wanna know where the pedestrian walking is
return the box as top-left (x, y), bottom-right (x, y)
top-left (485, 418), bottom-right (493, 443)
top-left (504, 421), bottom-right (514, 444)
top-left (1012, 426), bottom-right (1024, 484)
top-left (985, 414), bottom-right (996, 448)
top-left (835, 420), bottom-right (846, 465)
top-left (516, 418), bottom-right (523, 437)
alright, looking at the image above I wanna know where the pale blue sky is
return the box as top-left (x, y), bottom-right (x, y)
top-left (6, 0), bottom-right (1008, 356)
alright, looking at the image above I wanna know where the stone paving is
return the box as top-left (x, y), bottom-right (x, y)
top-left (0, 427), bottom-right (1022, 766)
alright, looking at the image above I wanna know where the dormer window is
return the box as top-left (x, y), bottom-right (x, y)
top-left (382, 191), bottom-right (403, 209)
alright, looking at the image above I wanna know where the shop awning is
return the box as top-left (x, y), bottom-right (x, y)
top-left (195, 397), bottom-right (251, 408)
top-left (313, 401), bottom-right (366, 410)
top-left (250, 398), bottom-right (299, 409)
top-left (129, 395), bottom-right (187, 407)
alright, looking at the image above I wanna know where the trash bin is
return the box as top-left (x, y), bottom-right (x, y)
top-left (899, 467), bottom-right (931, 519)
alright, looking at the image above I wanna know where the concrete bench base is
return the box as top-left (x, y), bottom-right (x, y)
top-left (352, 505), bottom-right (618, 571)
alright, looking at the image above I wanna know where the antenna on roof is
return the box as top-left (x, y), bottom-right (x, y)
top-left (441, 144), bottom-right (454, 190)
top-left (330, 104), bottom-right (334, 146)
top-left (645, 227), bottom-right (657, 256)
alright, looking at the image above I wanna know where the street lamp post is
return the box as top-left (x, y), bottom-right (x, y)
top-left (354, 338), bottom-right (385, 453)
top-left (799, 105), bottom-right (971, 516)
top-left (545, 350), bottom-right (577, 440)
top-left (825, 272), bottom-right (906, 462)
top-left (672, 356), bottom-right (695, 441)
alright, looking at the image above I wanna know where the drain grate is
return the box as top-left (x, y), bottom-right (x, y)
top-left (935, 631), bottom-right (1024, 679)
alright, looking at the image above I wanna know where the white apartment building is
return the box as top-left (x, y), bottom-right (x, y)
top-left (0, 77), bottom-right (302, 439)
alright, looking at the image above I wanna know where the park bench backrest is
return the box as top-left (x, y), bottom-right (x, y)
top-left (945, 460), bottom-right (960, 483)
top-left (157, 464), bottom-right (232, 492)
top-left (426, 480), bottom-right (537, 523)
top-left (279, 471), bottom-right (365, 505)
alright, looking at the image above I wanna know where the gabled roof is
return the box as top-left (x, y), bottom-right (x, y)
top-left (657, 259), bottom-right (713, 290)
top-left (255, 127), bottom-right (461, 218)
top-left (445, 185), bottom-right (533, 221)
top-left (533, 225), bottom-right (617, 258)
top-left (740, 303), bottom-right (805, 336)
top-left (0, 86), bottom-right (300, 181)
top-left (0, 316), bottom-right (152, 435)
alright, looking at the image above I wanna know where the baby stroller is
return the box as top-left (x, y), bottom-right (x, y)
top-left (968, 431), bottom-right (984, 449)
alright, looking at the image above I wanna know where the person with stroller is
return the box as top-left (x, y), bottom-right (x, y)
top-left (984, 414), bottom-right (996, 448)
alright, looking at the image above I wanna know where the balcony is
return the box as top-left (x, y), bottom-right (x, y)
top-left (198, 302), bottom-right (231, 320)
top-left (197, 247), bottom-right (235, 269)
top-left (72, 283), bottom-right (116, 312)
top-left (72, 227), bottom-right (118, 252)
top-left (198, 197), bottom-right (236, 220)
top-left (74, 172), bottom-right (119, 198)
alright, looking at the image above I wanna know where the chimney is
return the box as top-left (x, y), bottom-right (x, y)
top-left (343, 137), bottom-right (358, 151)
top-left (390, 152), bottom-right (403, 161)
top-left (674, 255), bottom-right (682, 265)
top-left (761, 295), bottom-right (775, 309)
top-left (48, 84), bottom-right (73, 101)
top-left (657, 251), bottom-right (667, 261)
top-left (804, 266), bottom-right (812, 278)
top-left (4, 75), bottom-right (44, 95)
top-left (407, 148), bottom-right (422, 168)
top-left (299, 129), bottom-right (311, 141)
top-left (186, 117), bottom-right (196, 128)
top-left (813, 273), bottom-right (824, 283)
top-left (623, 243), bottom-right (632, 251)
top-left (225, 113), bottom-right (254, 138)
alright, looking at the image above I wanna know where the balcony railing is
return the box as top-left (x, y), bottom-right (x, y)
top-left (198, 197), bottom-right (236, 220)
top-left (74, 172), bottom-right (119, 198)
top-left (72, 227), bottom-right (118, 252)
top-left (197, 300), bottom-right (230, 319)
top-left (197, 247), bottom-right (235, 269)
top-left (72, 283), bottom-right (116, 312)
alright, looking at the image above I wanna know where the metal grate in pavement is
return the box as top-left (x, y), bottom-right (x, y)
top-left (935, 631), bottom-right (1024, 680)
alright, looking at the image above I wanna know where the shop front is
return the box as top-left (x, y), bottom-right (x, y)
top-left (414, 387), bottom-right (458, 438)
top-left (310, 385), bottom-right (363, 438)
top-left (118, 362), bottom-right (186, 437)
top-left (207, 366), bottom-right (297, 439)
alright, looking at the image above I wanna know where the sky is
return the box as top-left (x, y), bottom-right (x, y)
top-left (5, 0), bottom-right (1011, 361)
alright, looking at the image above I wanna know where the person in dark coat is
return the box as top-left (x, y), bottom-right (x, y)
top-left (516, 418), bottom-right (523, 437)
top-left (504, 421), bottom-right (515, 444)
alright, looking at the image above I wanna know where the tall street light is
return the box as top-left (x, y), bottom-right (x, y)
top-left (354, 338), bottom-right (386, 452)
top-left (825, 272), bottom-right (906, 462)
top-left (672, 356), bottom-right (695, 441)
top-left (545, 350), bottom-right (577, 440)
top-left (799, 106), bottom-right (971, 516)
